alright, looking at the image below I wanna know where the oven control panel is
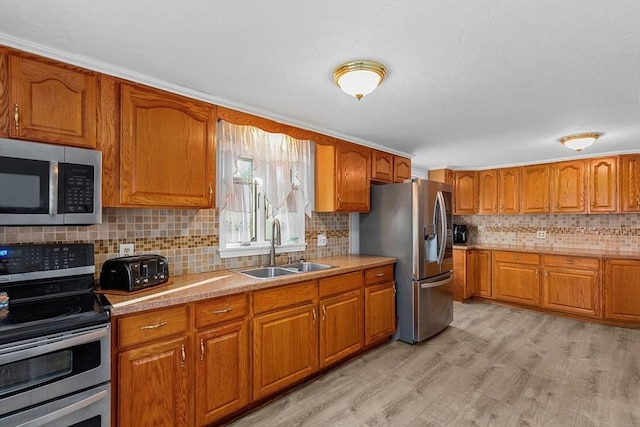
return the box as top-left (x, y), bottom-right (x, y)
top-left (0, 244), bottom-right (94, 280)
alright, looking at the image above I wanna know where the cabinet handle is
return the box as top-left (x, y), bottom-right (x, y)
top-left (212, 307), bottom-right (233, 314)
top-left (140, 321), bottom-right (168, 330)
top-left (393, 285), bottom-right (397, 296)
top-left (512, 256), bottom-right (521, 260)
top-left (312, 308), bottom-right (317, 325)
top-left (208, 184), bottom-right (213, 202)
top-left (376, 272), bottom-right (385, 277)
top-left (564, 259), bottom-right (575, 264)
top-left (181, 344), bottom-right (186, 368)
top-left (322, 304), bottom-right (327, 321)
top-left (200, 339), bottom-right (205, 361)
top-left (14, 104), bottom-right (19, 130)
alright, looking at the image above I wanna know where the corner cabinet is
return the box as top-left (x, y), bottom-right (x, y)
top-left (316, 139), bottom-right (371, 212)
top-left (4, 52), bottom-right (97, 148)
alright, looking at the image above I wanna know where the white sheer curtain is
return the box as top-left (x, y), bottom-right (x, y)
top-left (218, 120), bottom-right (313, 247)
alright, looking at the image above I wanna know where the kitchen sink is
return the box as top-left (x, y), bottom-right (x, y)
top-left (281, 261), bottom-right (335, 272)
top-left (236, 266), bottom-right (299, 279)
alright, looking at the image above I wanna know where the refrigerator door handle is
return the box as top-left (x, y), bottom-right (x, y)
top-left (418, 274), bottom-right (453, 289)
top-left (436, 190), bottom-right (447, 265)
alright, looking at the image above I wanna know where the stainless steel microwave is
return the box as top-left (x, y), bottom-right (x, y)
top-left (0, 138), bottom-right (102, 225)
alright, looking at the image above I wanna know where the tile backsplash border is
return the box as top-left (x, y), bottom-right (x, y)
top-left (0, 208), bottom-right (350, 277)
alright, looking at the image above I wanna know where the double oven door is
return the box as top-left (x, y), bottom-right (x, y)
top-left (0, 325), bottom-right (111, 427)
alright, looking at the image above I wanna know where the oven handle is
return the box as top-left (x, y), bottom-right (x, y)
top-left (16, 389), bottom-right (108, 427)
top-left (1, 327), bottom-right (108, 365)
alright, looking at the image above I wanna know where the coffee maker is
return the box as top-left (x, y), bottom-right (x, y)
top-left (453, 224), bottom-right (468, 244)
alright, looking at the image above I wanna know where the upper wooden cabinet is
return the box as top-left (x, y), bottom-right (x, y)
top-left (478, 170), bottom-right (498, 214)
top-left (393, 155), bottom-right (412, 182)
top-left (521, 164), bottom-right (550, 213)
top-left (619, 154), bottom-right (640, 212)
top-left (428, 168), bottom-right (454, 186)
top-left (316, 139), bottom-right (371, 212)
top-left (588, 157), bottom-right (617, 213)
top-left (454, 171), bottom-right (478, 215)
top-left (371, 150), bottom-right (393, 182)
top-left (551, 160), bottom-right (587, 213)
top-left (499, 167), bottom-right (520, 214)
top-left (2, 52), bottom-right (97, 148)
top-left (100, 78), bottom-right (216, 208)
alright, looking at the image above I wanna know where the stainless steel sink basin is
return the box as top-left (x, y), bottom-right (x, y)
top-left (281, 262), bottom-right (335, 272)
top-left (236, 266), bottom-right (298, 279)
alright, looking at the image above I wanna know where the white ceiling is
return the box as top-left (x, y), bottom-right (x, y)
top-left (1, 0), bottom-right (639, 171)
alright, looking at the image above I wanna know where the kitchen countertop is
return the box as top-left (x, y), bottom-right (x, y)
top-left (98, 255), bottom-right (396, 317)
top-left (453, 243), bottom-right (640, 260)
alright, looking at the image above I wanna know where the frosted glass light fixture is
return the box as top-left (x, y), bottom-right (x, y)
top-left (559, 132), bottom-right (601, 152)
top-left (333, 60), bottom-right (387, 100)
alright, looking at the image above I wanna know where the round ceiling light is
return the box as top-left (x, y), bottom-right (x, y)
top-left (333, 60), bottom-right (387, 100)
top-left (559, 132), bottom-right (601, 152)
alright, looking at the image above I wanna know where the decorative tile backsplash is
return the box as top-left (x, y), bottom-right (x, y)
top-left (454, 213), bottom-right (640, 251)
top-left (0, 209), bottom-right (350, 277)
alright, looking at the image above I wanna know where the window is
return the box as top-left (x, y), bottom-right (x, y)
top-left (217, 121), bottom-right (313, 258)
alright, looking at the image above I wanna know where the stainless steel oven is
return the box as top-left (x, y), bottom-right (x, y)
top-left (0, 243), bottom-right (110, 427)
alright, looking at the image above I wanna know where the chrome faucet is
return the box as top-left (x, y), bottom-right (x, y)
top-left (269, 218), bottom-right (281, 266)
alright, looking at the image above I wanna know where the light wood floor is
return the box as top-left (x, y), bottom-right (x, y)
top-left (228, 300), bottom-right (640, 427)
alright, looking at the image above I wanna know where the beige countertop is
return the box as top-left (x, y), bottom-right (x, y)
top-left (98, 255), bottom-right (396, 317)
top-left (453, 243), bottom-right (640, 260)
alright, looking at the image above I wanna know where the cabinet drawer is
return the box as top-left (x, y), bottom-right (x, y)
top-left (319, 271), bottom-right (363, 298)
top-left (364, 264), bottom-right (394, 286)
top-left (117, 305), bottom-right (188, 348)
top-left (253, 280), bottom-right (317, 315)
top-left (542, 255), bottom-right (599, 270)
top-left (195, 293), bottom-right (248, 328)
top-left (493, 250), bottom-right (539, 265)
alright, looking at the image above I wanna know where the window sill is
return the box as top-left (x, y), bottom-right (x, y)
top-left (217, 243), bottom-right (307, 259)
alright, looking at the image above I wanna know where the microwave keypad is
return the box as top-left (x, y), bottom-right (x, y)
top-left (64, 165), bottom-right (94, 213)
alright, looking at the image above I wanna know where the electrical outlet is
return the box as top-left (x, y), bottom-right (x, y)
top-left (119, 243), bottom-right (134, 257)
top-left (536, 231), bottom-right (546, 239)
top-left (317, 234), bottom-right (327, 247)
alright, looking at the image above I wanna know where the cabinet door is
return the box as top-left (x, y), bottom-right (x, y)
top-left (371, 150), bottom-right (393, 182)
top-left (551, 160), bottom-right (587, 213)
top-left (336, 141), bottom-right (371, 211)
top-left (118, 336), bottom-right (189, 427)
top-left (252, 303), bottom-right (318, 400)
top-left (493, 252), bottom-right (540, 306)
top-left (588, 157), bottom-right (617, 213)
top-left (499, 167), bottom-right (520, 214)
top-left (393, 156), bottom-right (412, 183)
top-left (478, 170), bottom-right (498, 214)
top-left (196, 320), bottom-right (249, 426)
top-left (120, 82), bottom-right (215, 208)
top-left (9, 55), bottom-right (97, 148)
top-left (364, 282), bottom-right (396, 345)
top-left (619, 154), bottom-right (640, 212)
top-left (453, 249), bottom-right (471, 301)
top-left (605, 259), bottom-right (640, 321)
top-left (476, 249), bottom-right (493, 298)
top-left (320, 289), bottom-right (363, 366)
top-left (521, 164), bottom-right (550, 213)
top-left (542, 266), bottom-right (600, 318)
top-left (454, 171), bottom-right (478, 215)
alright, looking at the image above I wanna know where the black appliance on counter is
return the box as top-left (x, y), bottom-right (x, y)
top-left (0, 243), bottom-right (111, 426)
top-left (99, 254), bottom-right (169, 292)
top-left (453, 224), bottom-right (468, 244)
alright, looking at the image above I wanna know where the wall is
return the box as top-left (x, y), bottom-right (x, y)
top-left (455, 213), bottom-right (640, 252)
top-left (0, 209), bottom-right (350, 277)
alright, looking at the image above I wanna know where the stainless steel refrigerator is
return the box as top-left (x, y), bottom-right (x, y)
top-left (360, 178), bottom-right (453, 343)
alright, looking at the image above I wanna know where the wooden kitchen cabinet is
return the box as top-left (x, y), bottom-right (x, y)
top-left (588, 157), bottom-right (617, 212)
top-left (475, 249), bottom-right (493, 298)
top-left (551, 160), bottom-right (587, 213)
top-left (371, 150), bottom-right (394, 182)
top-left (478, 170), bottom-right (498, 214)
top-left (453, 248), bottom-right (475, 300)
top-left (499, 167), bottom-right (520, 214)
top-left (194, 294), bottom-right (249, 426)
top-left (319, 272), bottom-right (364, 367)
top-left (454, 171), bottom-right (478, 215)
top-left (521, 164), bottom-right (550, 213)
top-left (252, 281), bottom-right (319, 400)
top-left (364, 265), bottom-right (396, 345)
top-left (541, 255), bottom-right (601, 318)
top-left (315, 139), bottom-right (371, 212)
top-left (619, 154), bottom-right (640, 212)
top-left (393, 155), bottom-right (412, 182)
top-left (428, 168), bottom-right (454, 186)
top-left (604, 259), bottom-right (640, 321)
top-left (5, 52), bottom-right (97, 148)
top-left (493, 250), bottom-right (540, 306)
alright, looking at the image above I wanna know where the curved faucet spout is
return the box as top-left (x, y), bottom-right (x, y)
top-left (269, 218), bottom-right (281, 266)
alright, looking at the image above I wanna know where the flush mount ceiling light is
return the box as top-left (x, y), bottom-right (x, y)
top-left (333, 60), bottom-right (387, 100)
top-left (559, 132), bottom-right (601, 152)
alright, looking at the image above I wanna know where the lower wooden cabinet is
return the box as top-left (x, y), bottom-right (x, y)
top-left (605, 259), bottom-right (640, 321)
top-left (541, 255), bottom-right (600, 318)
top-left (493, 251), bottom-right (540, 306)
top-left (453, 248), bottom-right (475, 301)
top-left (364, 281), bottom-right (396, 345)
top-left (475, 249), bottom-right (493, 298)
top-left (320, 289), bottom-right (363, 366)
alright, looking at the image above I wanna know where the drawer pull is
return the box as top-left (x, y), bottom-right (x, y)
top-left (212, 307), bottom-right (234, 314)
top-left (140, 321), bottom-right (168, 330)
top-left (512, 256), bottom-right (521, 260)
top-left (564, 259), bottom-right (575, 264)
top-left (200, 339), bottom-right (205, 361)
top-left (376, 273), bottom-right (385, 277)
